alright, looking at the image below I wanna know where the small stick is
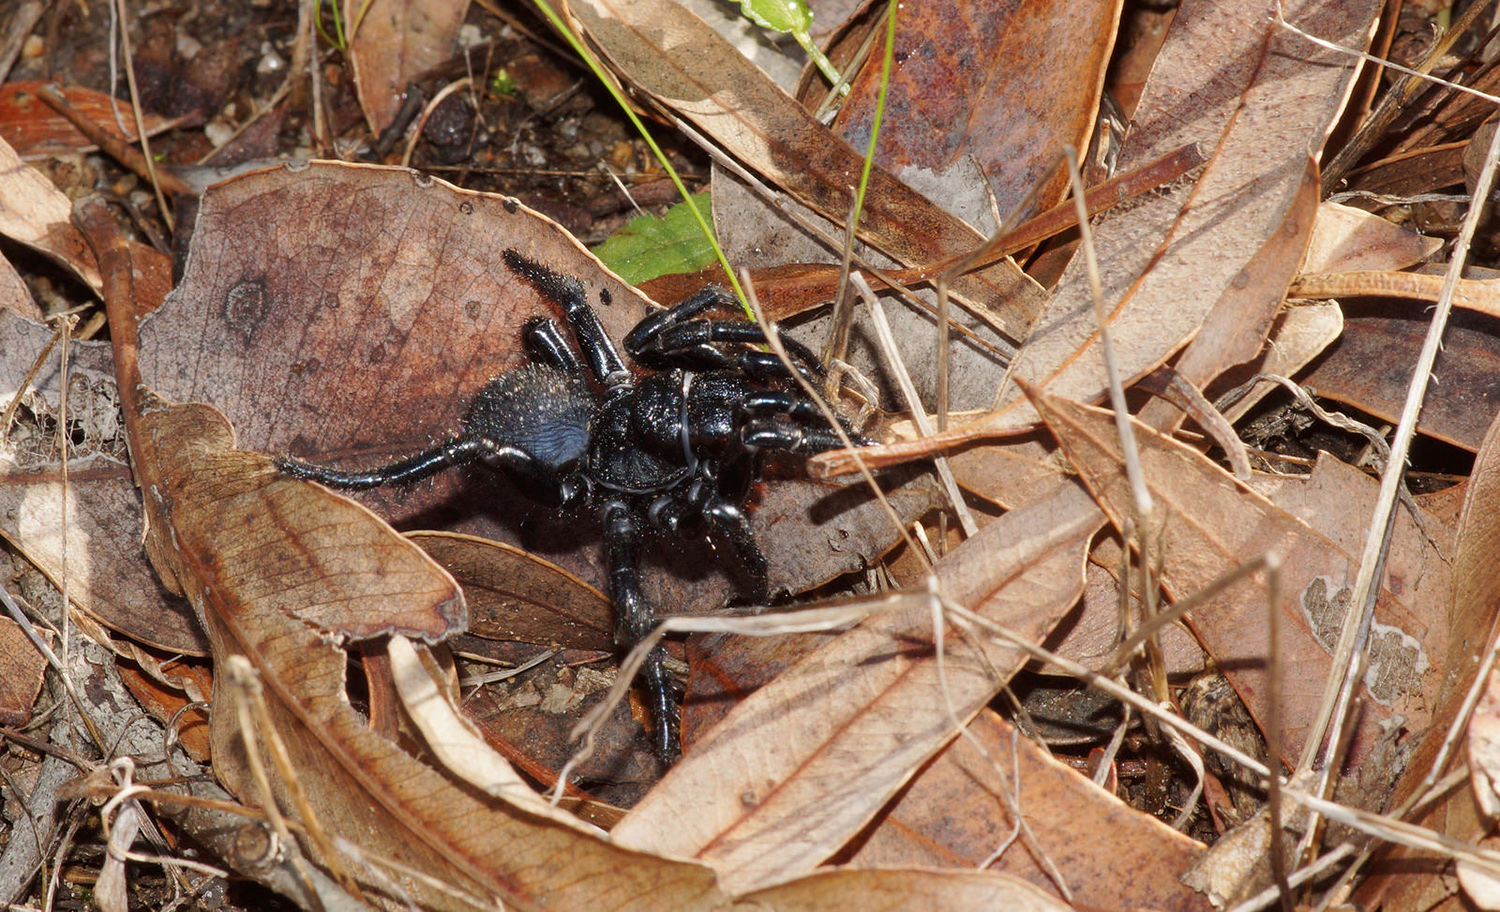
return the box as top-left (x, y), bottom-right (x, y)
top-left (34, 84), bottom-right (194, 199)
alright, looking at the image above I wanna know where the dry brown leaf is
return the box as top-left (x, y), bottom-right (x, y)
top-left (562, 0), bottom-right (1044, 339)
top-left (1300, 304), bottom-right (1500, 452)
top-left (832, 0), bottom-right (1121, 221)
top-left (1471, 672), bottom-right (1500, 820)
top-left (812, 0), bottom-right (1379, 479)
top-left (1023, 384), bottom-right (1439, 809)
top-left (346, 0), bottom-right (471, 134)
top-left (1247, 453), bottom-right (1451, 623)
top-left (0, 617), bottom-right (48, 726)
top-left (1300, 201), bottom-right (1443, 274)
top-left (612, 480), bottom-right (1101, 893)
top-left (0, 81), bottom-right (182, 159)
top-left (408, 531), bottom-right (613, 650)
top-left (0, 135), bottom-right (102, 290)
top-left (679, 628), bottom-right (836, 743)
top-left (1360, 405), bottom-right (1500, 909)
top-left (1137, 159), bottom-right (1319, 436)
top-left (1214, 300), bottom-right (1343, 425)
top-left (114, 659), bottom-right (214, 762)
top-left (0, 302), bottom-right (206, 655)
top-left (1055, 558), bottom-right (1205, 675)
top-left (847, 709), bottom-right (1211, 911)
top-left (142, 160), bottom-right (922, 625)
top-left (984, 0), bottom-right (1370, 428)
top-left (0, 250), bottom-right (39, 320)
top-left (388, 634), bottom-right (600, 818)
top-left (735, 867), bottom-right (1073, 911)
top-left (1292, 269), bottom-right (1500, 321)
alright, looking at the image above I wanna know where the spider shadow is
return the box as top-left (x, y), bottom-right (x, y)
top-left (390, 468), bottom-right (741, 611)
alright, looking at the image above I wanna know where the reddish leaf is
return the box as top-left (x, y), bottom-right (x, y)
top-left (0, 81), bottom-right (181, 159)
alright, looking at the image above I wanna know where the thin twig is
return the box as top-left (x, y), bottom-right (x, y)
top-left (852, 273), bottom-right (979, 537)
top-left (1263, 554), bottom-right (1293, 912)
top-left (109, 0), bottom-right (174, 231)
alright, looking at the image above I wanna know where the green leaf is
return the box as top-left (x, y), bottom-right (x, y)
top-left (591, 192), bottom-right (717, 285)
top-left (737, 0), bottom-right (843, 87)
top-left (739, 0), bottom-right (811, 34)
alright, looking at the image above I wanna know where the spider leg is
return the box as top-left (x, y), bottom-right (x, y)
top-left (504, 250), bottom-right (631, 392)
top-left (701, 497), bottom-right (769, 604)
top-left (740, 391), bottom-right (870, 450)
top-left (521, 317), bottom-right (584, 376)
top-left (602, 498), bottom-right (680, 758)
top-left (734, 350), bottom-right (819, 386)
top-left (742, 390), bottom-right (829, 424)
top-left (632, 320), bottom-right (827, 381)
top-left (275, 437), bottom-right (491, 489)
top-left (741, 419), bottom-right (854, 455)
top-left (623, 286), bottom-right (734, 355)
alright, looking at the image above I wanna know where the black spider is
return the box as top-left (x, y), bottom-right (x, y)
top-left (276, 250), bottom-right (863, 757)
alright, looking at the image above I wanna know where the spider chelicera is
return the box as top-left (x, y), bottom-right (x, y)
top-left (276, 250), bottom-right (864, 757)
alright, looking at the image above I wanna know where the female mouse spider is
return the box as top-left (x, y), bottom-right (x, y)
top-left (277, 250), bottom-right (865, 758)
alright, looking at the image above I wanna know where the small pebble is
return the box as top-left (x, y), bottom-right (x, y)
top-left (256, 42), bottom-right (284, 75)
top-left (175, 33), bottom-right (202, 59)
top-left (204, 120), bottom-right (234, 148)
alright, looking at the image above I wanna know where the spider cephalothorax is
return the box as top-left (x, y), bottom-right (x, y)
top-left (276, 250), bottom-right (862, 757)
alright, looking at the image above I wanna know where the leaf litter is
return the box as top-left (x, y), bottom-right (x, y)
top-left (4, 0), bottom-right (1500, 909)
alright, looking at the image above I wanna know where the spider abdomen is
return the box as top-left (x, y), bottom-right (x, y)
top-left (464, 365), bottom-right (593, 476)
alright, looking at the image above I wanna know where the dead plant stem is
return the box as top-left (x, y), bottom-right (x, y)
top-left (108, 0), bottom-right (173, 231)
top-left (852, 273), bottom-right (978, 536)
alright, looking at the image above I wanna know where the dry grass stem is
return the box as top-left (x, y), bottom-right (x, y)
top-left (852, 272), bottom-right (979, 536)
